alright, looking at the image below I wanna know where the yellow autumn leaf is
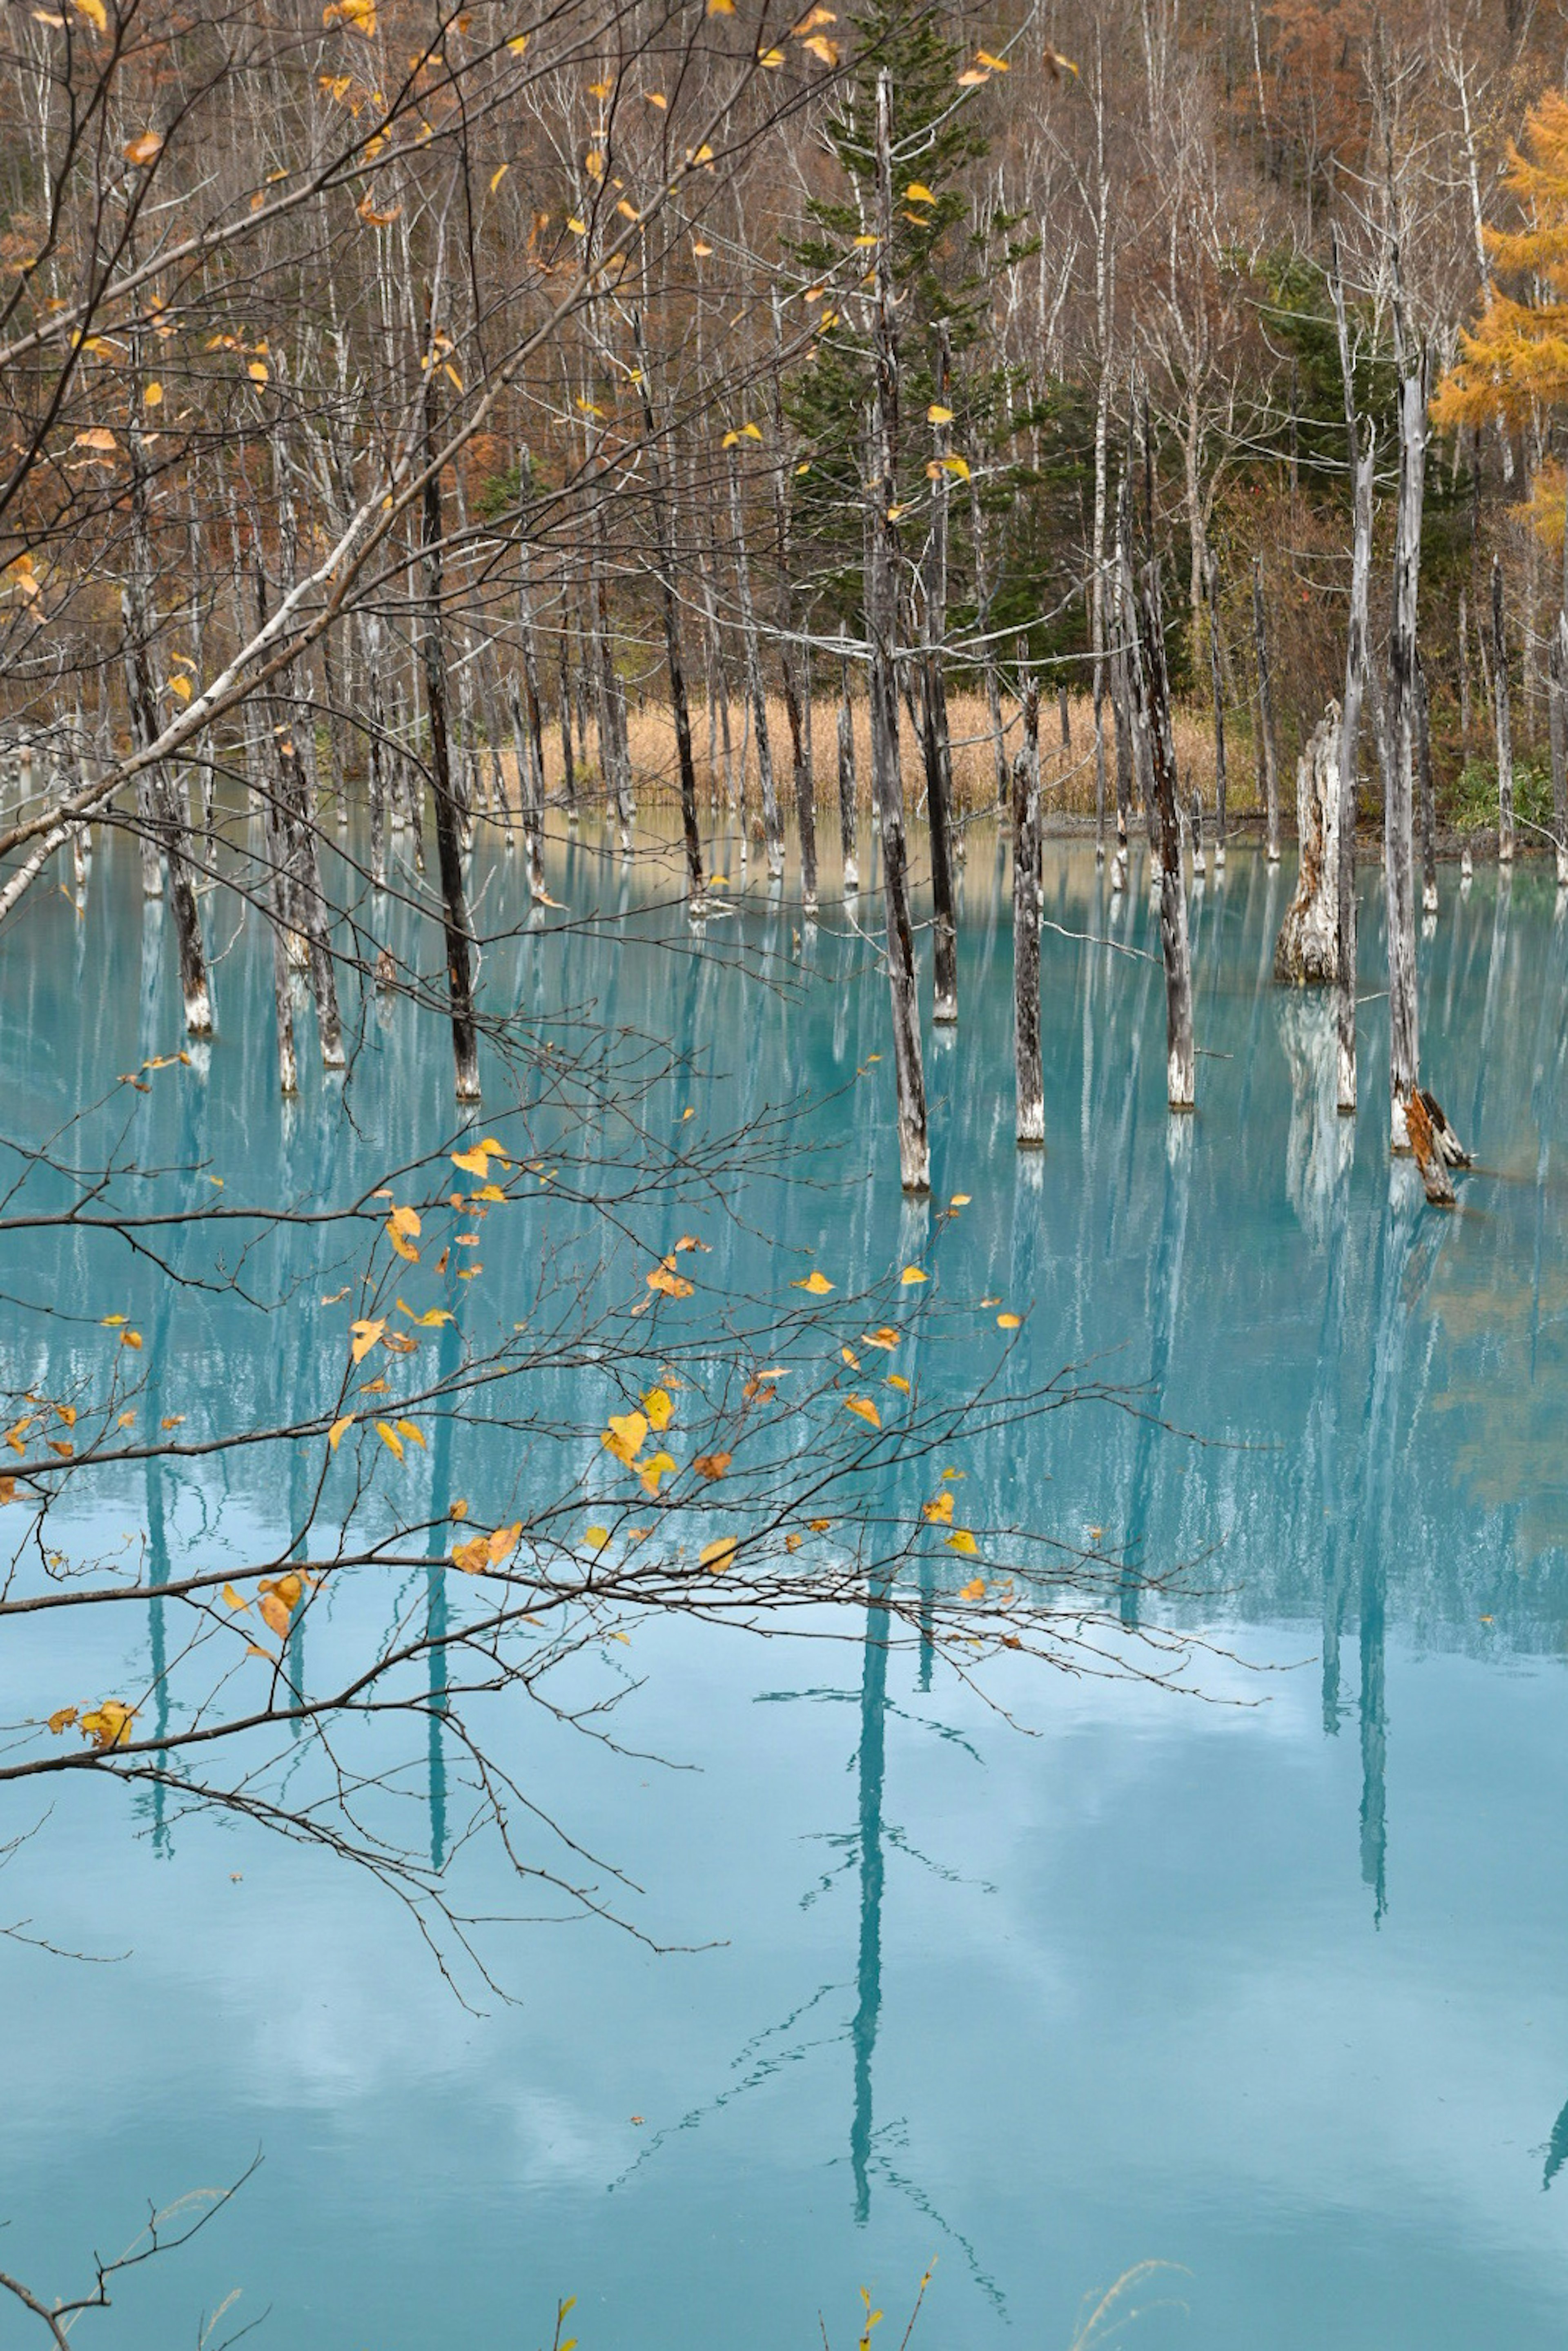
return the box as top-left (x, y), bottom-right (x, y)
top-left (887, 1373), bottom-right (911, 1393)
top-left (71, 0), bottom-right (106, 30)
top-left (642, 1386), bottom-right (674, 1431)
top-left (80, 1700), bottom-right (135, 1749)
top-left (602, 1409), bottom-right (648, 1466)
top-left (976, 49), bottom-right (1011, 70)
top-left (143, 380), bottom-right (163, 406)
top-left (584, 1523), bottom-right (610, 1548)
top-left (647, 1258), bottom-right (694, 1298)
top-left (693, 1450), bottom-right (731, 1480)
top-left (900, 1266), bottom-right (928, 1286)
top-left (959, 1575), bottom-right (986, 1600)
top-left (374, 1419), bottom-right (404, 1459)
top-left (394, 1418), bottom-right (425, 1450)
top-left (700, 1536), bottom-right (738, 1574)
top-left (75, 427), bottom-right (117, 451)
top-left (124, 129), bottom-right (163, 166)
top-left (922, 1492), bottom-right (954, 1525)
top-left (801, 33), bottom-right (839, 62)
top-left (350, 1317), bottom-right (385, 1363)
top-left (121, 1329), bottom-right (143, 1349)
top-left (386, 1203), bottom-right (421, 1260)
top-left (942, 453), bottom-right (971, 481)
top-left (257, 1591), bottom-right (290, 1638)
top-left (997, 1312), bottom-right (1021, 1329)
top-left (863, 1326), bottom-right (900, 1350)
top-left (506, 30), bottom-right (528, 51)
top-left (452, 1534), bottom-right (489, 1573)
top-left (904, 181), bottom-right (936, 203)
top-left (47, 1705), bottom-right (78, 1734)
top-left (490, 163), bottom-right (509, 193)
top-left (844, 1395), bottom-right (881, 1430)
top-left (928, 403), bottom-right (955, 424)
top-left (947, 1529), bottom-right (979, 1556)
top-left (222, 1583), bottom-right (248, 1610)
top-left (791, 1269), bottom-right (833, 1294)
top-left (328, 1414), bottom-right (355, 1450)
top-left (636, 1448), bottom-right (677, 1496)
top-left (167, 674), bottom-right (193, 701)
top-left (566, 215), bottom-right (588, 234)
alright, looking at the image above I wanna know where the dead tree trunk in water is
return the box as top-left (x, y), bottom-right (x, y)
top-left (968, 472), bottom-right (1009, 810)
top-left (1012, 745), bottom-right (1043, 1144)
top-left (1133, 564), bottom-right (1195, 1109)
top-left (922, 325), bottom-right (958, 1025)
top-left (727, 448), bottom-right (784, 881)
top-left (1274, 708), bottom-right (1341, 984)
top-left (1385, 370), bottom-right (1426, 1153)
top-left (1254, 554), bottom-right (1281, 862)
top-left (634, 314), bottom-right (704, 910)
top-left (590, 498), bottom-right (635, 852)
top-left (422, 365), bottom-right (481, 1102)
top-left (867, 69), bottom-right (929, 1193)
top-left (1414, 649), bottom-right (1438, 914)
top-left (768, 297), bottom-right (816, 913)
top-left (1338, 436), bottom-right (1375, 1113)
top-left (1492, 554), bottom-right (1515, 863)
top-left (1550, 614), bottom-right (1568, 886)
top-left (1202, 557), bottom-right (1226, 866)
top-left (837, 664), bottom-right (859, 891)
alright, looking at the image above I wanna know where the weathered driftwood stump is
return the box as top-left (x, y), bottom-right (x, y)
top-left (1274, 705), bottom-right (1341, 986)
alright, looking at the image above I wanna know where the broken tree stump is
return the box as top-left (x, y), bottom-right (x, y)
top-left (1274, 706), bottom-right (1341, 986)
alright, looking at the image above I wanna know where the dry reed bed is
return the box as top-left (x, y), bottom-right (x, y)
top-left (521, 689), bottom-right (1265, 824)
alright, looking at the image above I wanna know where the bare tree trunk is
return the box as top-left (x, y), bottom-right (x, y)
top-left (1414, 648), bottom-right (1438, 914)
top-left (727, 448), bottom-right (784, 880)
top-left (837, 662), bottom-right (859, 891)
top-left (556, 623), bottom-right (577, 822)
top-left (922, 325), bottom-right (958, 1025)
top-left (634, 315), bottom-right (704, 910)
top-left (1254, 554), bottom-right (1280, 862)
top-left (1385, 372), bottom-right (1426, 1153)
top-left (1274, 708), bottom-right (1340, 983)
top-left (768, 297), bottom-right (815, 913)
top-left (968, 472), bottom-right (1009, 810)
top-left (1012, 744), bottom-right (1043, 1144)
top-left (1492, 553), bottom-right (1515, 863)
top-left (1458, 587), bottom-right (1471, 753)
top-left (590, 501), bottom-right (635, 850)
top-left (422, 366), bottom-right (481, 1102)
top-left (1206, 554), bottom-right (1227, 864)
top-left (1551, 614), bottom-right (1568, 886)
top-left (1338, 437), bottom-right (1375, 1114)
top-left (1132, 563), bottom-right (1195, 1108)
top-left (867, 69), bottom-right (928, 1193)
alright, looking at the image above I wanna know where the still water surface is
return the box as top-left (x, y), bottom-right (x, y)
top-left (2, 823), bottom-right (1567, 2349)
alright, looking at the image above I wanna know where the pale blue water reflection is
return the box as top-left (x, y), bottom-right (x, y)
top-left (3, 823), bottom-right (1568, 2349)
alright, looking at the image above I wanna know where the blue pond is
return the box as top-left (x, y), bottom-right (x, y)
top-left (2, 818), bottom-right (1567, 2350)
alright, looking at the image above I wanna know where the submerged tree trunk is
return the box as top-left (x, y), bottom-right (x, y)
top-left (1133, 563), bottom-right (1195, 1109)
top-left (1493, 553), bottom-right (1515, 864)
top-left (1012, 745), bottom-right (1043, 1144)
top-left (1254, 554), bottom-right (1281, 862)
top-left (1274, 708), bottom-right (1341, 985)
top-left (867, 69), bottom-right (928, 1193)
top-left (422, 366), bottom-right (481, 1102)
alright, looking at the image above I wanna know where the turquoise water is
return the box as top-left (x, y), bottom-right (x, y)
top-left (3, 823), bottom-right (1568, 2349)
